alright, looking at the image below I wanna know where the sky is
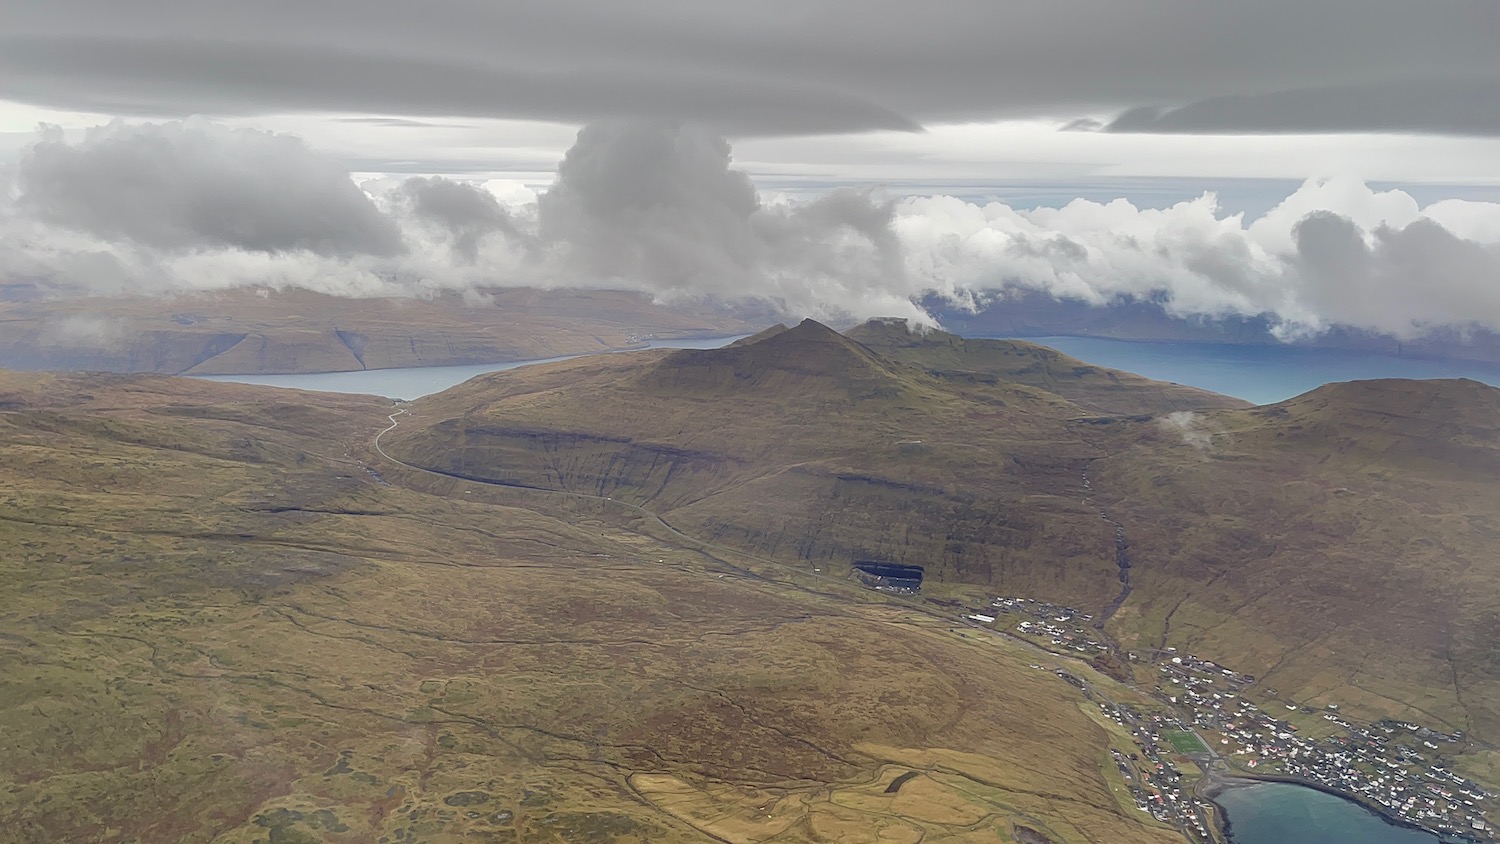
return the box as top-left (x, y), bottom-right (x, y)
top-left (2, 0), bottom-right (1499, 338)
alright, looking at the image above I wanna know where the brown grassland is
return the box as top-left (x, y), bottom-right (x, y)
top-left (8, 318), bottom-right (1500, 842)
top-left (386, 320), bottom-right (1500, 778)
top-left (0, 288), bottom-right (762, 375)
top-left (0, 369), bottom-right (1182, 843)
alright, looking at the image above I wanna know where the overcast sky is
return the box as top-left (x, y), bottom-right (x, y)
top-left (1, 1), bottom-right (1498, 339)
top-left (4, 0), bottom-right (1500, 185)
top-left (4, 0), bottom-right (1500, 135)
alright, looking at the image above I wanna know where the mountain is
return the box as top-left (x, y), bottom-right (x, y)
top-left (9, 326), bottom-right (1500, 841)
top-left (845, 318), bottom-right (1248, 415)
top-left (0, 287), bottom-right (766, 375)
top-left (0, 367), bottom-right (1182, 844)
top-left (388, 321), bottom-right (1500, 752)
top-left (390, 318), bottom-right (1121, 602)
top-left (1091, 377), bottom-right (1500, 739)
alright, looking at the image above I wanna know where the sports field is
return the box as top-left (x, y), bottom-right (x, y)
top-left (1165, 730), bottom-right (1209, 754)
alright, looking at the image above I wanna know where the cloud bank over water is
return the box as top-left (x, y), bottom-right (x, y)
top-left (3, 119), bottom-right (1499, 339)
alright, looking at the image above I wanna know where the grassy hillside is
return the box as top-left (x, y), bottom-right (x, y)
top-left (0, 370), bottom-right (1178, 844)
top-left (845, 319), bottom-right (1249, 415)
top-left (0, 288), bottom-right (763, 375)
top-left (387, 321), bottom-right (1500, 760)
top-left (1093, 378), bottom-right (1500, 741)
top-left (388, 319), bottom-right (1127, 607)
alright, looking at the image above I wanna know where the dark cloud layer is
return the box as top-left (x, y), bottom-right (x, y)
top-left (1106, 79), bottom-right (1500, 136)
top-left (1, 1), bottom-right (1497, 135)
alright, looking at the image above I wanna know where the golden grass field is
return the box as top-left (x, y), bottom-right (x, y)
top-left (387, 320), bottom-right (1500, 775)
top-left (0, 287), bottom-right (763, 375)
top-left (0, 370), bottom-right (1183, 843)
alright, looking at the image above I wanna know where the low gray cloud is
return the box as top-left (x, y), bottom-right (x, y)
top-left (1290, 212), bottom-right (1500, 336)
top-left (537, 122), bottom-right (912, 318)
top-left (397, 176), bottom-right (523, 263)
top-left (18, 120), bottom-right (404, 256)
top-left (899, 177), bottom-right (1500, 338)
top-left (37, 313), bottom-right (127, 348)
top-left (0, 1), bottom-right (1497, 135)
top-left (4, 120), bottom-right (1500, 339)
top-left (1159, 411), bottom-right (1214, 453)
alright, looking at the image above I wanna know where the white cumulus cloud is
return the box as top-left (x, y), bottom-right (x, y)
top-left (3, 119), bottom-right (1500, 341)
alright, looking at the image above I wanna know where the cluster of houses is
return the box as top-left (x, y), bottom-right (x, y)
top-left (1153, 650), bottom-right (1494, 840)
top-left (977, 594), bottom-right (1496, 841)
top-left (988, 596), bottom-right (1112, 654)
top-left (1091, 698), bottom-right (1217, 842)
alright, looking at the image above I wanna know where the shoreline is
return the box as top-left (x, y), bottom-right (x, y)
top-left (1200, 770), bottom-right (1471, 842)
top-left (187, 333), bottom-right (743, 378)
top-left (188, 334), bottom-right (750, 386)
top-left (994, 332), bottom-right (1500, 370)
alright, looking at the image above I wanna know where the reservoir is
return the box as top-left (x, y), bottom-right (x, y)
top-left (198, 335), bottom-right (746, 399)
top-left (1214, 782), bottom-right (1441, 844)
top-left (997, 336), bottom-right (1500, 406)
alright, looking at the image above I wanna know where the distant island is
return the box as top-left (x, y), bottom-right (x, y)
top-left (929, 291), bottom-right (1500, 367)
top-left (0, 286), bottom-right (769, 375)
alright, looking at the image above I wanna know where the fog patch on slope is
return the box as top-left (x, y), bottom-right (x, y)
top-left (1159, 411), bottom-right (1215, 452)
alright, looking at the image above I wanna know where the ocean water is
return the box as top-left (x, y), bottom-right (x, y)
top-left (196, 335), bottom-right (746, 399)
top-left (1214, 783), bottom-right (1439, 844)
top-left (999, 336), bottom-right (1500, 406)
top-left (201, 333), bottom-right (1500, 404)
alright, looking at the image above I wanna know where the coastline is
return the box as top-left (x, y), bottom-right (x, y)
top-left (993, 331), bottom-right (1500, 369)
top-left (190, 334), bottom-right (747, 379)
top-left (1199, 770), bottom-right (1467, 842)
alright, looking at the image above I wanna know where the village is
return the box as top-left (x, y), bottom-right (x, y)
top-left (984, 595), bottom-right (1498, 843)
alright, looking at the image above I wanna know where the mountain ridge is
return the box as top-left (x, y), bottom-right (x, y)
top-left (845, 318), bottom-right (1249, 415)
top-left (387, 323), bottom-right (1500, 750)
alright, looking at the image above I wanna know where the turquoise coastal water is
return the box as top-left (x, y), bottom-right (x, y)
top-left (1215, 782), bottom-right (1440, 843)
top-left (997, 336), bottom-right (1500, 405)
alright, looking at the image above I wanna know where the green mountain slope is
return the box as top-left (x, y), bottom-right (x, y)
top-left (387, 321), bottom-right (1500, 759)
top-left (845, 318), bottom-right (1250, 415)
top-left (0, 369), bottom-right (1178, 844)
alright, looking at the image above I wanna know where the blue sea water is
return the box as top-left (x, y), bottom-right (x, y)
top-left (1215, 783), bottom-right (1440, 844)
top-left (201, 333), bottom-right (1500, 405)
top-left (998, 336), bottom-right (1500, 406)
